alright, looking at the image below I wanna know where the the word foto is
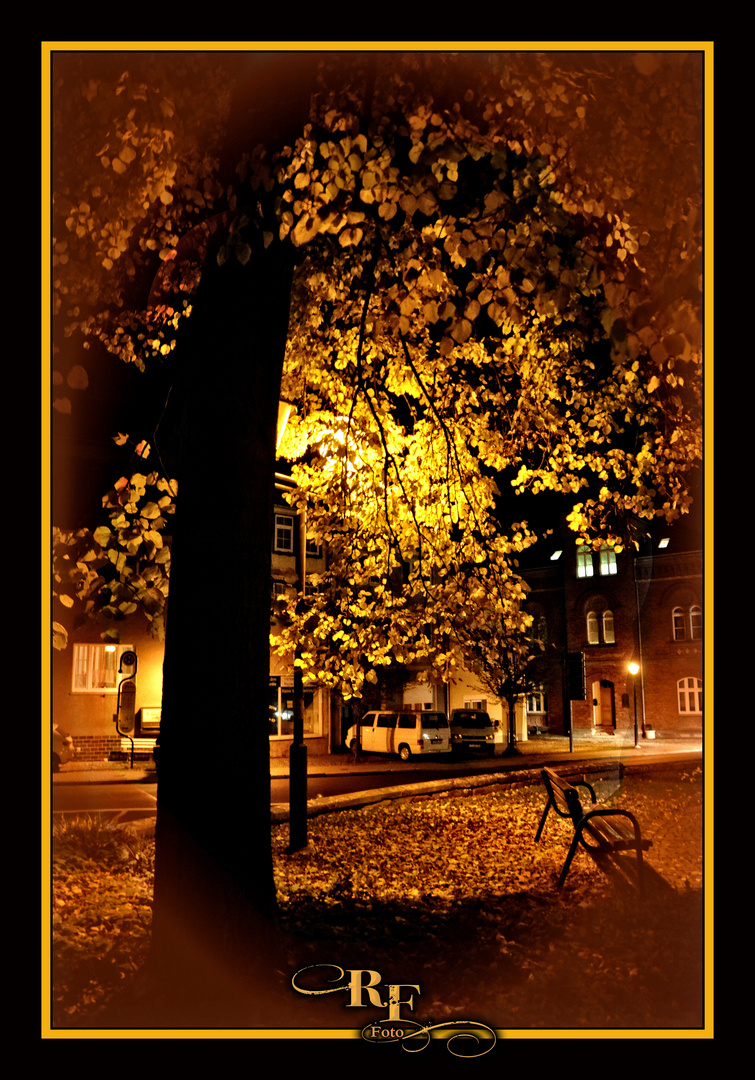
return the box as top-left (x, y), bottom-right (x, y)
top-left (291, 964), bottom-right (497, 1056)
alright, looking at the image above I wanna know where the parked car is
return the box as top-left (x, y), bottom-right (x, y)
top-left (347, 710), bottom-right (451, 760)
top-left (449, 708), bottom-right (496, 756)
top-left (52, 724), bottom-right (75, 771)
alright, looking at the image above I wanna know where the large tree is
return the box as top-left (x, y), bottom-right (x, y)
top-left (49, 48), bottom-right (704, 1025)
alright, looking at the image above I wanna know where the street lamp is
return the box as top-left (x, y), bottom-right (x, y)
top-left (628, 662), bottom-right (640, 748)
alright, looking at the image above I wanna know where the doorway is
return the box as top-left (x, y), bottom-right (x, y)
top-left (591, 679), bottom-right (615, 729)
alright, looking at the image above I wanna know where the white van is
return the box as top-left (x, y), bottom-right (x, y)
top-left (347, 710), bottom-right (451, 760)
top-left (449, 708), bottom-right (496, 756)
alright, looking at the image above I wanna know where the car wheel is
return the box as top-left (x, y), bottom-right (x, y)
top-left (398, 744), bottom-right (411, 762)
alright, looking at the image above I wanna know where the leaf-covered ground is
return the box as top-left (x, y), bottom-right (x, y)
top-left (48, 767), bottom-right (705, 1032)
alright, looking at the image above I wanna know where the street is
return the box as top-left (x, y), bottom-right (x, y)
top-left (51, 758), bottom-right (514, 818)
top-left (51, 740), bottom-right (703, 821)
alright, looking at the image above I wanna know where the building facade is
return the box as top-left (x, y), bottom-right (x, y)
top-left (512, 526), bottom-right (703, 740)
top-left (51, 506), bottom-right (703, 762)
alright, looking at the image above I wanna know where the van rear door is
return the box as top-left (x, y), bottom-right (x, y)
top-left (421, 711), bottom-right (450, 751)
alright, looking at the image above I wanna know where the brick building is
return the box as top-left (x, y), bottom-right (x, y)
top-left (515, 515), bottom-right (703, 739)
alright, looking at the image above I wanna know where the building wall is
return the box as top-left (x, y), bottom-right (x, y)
top-left (520, 541), bottom-right (703, 738)
top-left (51, 514), bottom-right (703, 760)
top-left (51, 613), bottom-right (165, 761)
top-left (636, 551), bottom-right (703, 732)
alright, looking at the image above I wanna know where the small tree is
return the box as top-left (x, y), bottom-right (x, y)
top-left (463, 615), bottom-right (552, 756)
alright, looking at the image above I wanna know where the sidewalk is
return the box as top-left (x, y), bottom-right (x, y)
top-left (52, 731), bottom-right (703, 787)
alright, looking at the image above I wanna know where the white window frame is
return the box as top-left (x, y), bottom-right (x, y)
top-left (598, 545), bottom-right (618, 576)
top-left (274, 513), bottom-right (295, 554)
top-left (526, 685), bottom-right (547, 715)
top-left (576, 548), bottom-right (594, 578)
top-left (587, 609), bottom-right (615, 645)
top-left (464, 698), bottom-right (487, 711)
top-left (677, 676), bottom-right (702, 714)
top-left (673, 604), bottom-right (702, 641)
top-left (71, 643), bottom-right (134, 693)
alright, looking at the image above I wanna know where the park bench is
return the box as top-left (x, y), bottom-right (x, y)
top-left (535, 767), bottom-right (651, 892)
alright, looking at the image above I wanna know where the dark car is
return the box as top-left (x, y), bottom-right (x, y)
top-left (449, 709), bottom-right (496, 756)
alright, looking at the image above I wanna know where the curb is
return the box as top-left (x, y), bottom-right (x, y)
top-left (270, 754), bottom-right (701, 823)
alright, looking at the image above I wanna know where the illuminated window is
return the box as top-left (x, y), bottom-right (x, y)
top-left (71, 644), bottom-right (134, 693)
top-left (526, 685), bottom-right (547, 714)
top-left (587, 611), bottom-right (600, 644)
top-left (602, 610), bottom-right (615, 644)
top-left (690, 606), bottom-right (703, 639)
top-left (599, 545), bottom-right (618, 576)
top-left (577, 548), bottom-right (594, 578)
top-left (677, 677), bottom-right (702, 714)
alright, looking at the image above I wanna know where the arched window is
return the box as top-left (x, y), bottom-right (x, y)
top-left (673, 604), bottom-right (702, 641)
top-left (526, 611), bottom-right (547, 647)
top-left (577, 548), bottom-right (594, 578)
top-left (677, 677), bottom-right (702, 714)
top-left (587, 610), bottom-right (615, 645)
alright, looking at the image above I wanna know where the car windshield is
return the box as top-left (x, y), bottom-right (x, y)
top-left (454, 712), bottom-right (492, 728)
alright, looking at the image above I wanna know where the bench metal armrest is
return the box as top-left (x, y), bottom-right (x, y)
top-left (571, 779), bottom-right (597, 804)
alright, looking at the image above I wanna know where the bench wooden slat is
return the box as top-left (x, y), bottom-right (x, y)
top-left (535, 767), bottom-right (651, 892)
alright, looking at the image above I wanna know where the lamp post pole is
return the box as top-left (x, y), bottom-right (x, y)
top-left (628, 662), bottom-right (640, 748)
top-left (275, 402), bottom-right (308, 852)
top-left (289, 503), bottom-right (308, 852)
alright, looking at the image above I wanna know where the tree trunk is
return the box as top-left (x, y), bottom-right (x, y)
top-left (147, 237), bottom-right (295, 1026)
top-left (502, 693), bottom-right (522, 757)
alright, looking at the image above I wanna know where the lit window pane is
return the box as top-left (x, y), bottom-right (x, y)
top-left (599, 546), bottom-right (617, 575)
top-left (577, 549), bottom-right (593, 578)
